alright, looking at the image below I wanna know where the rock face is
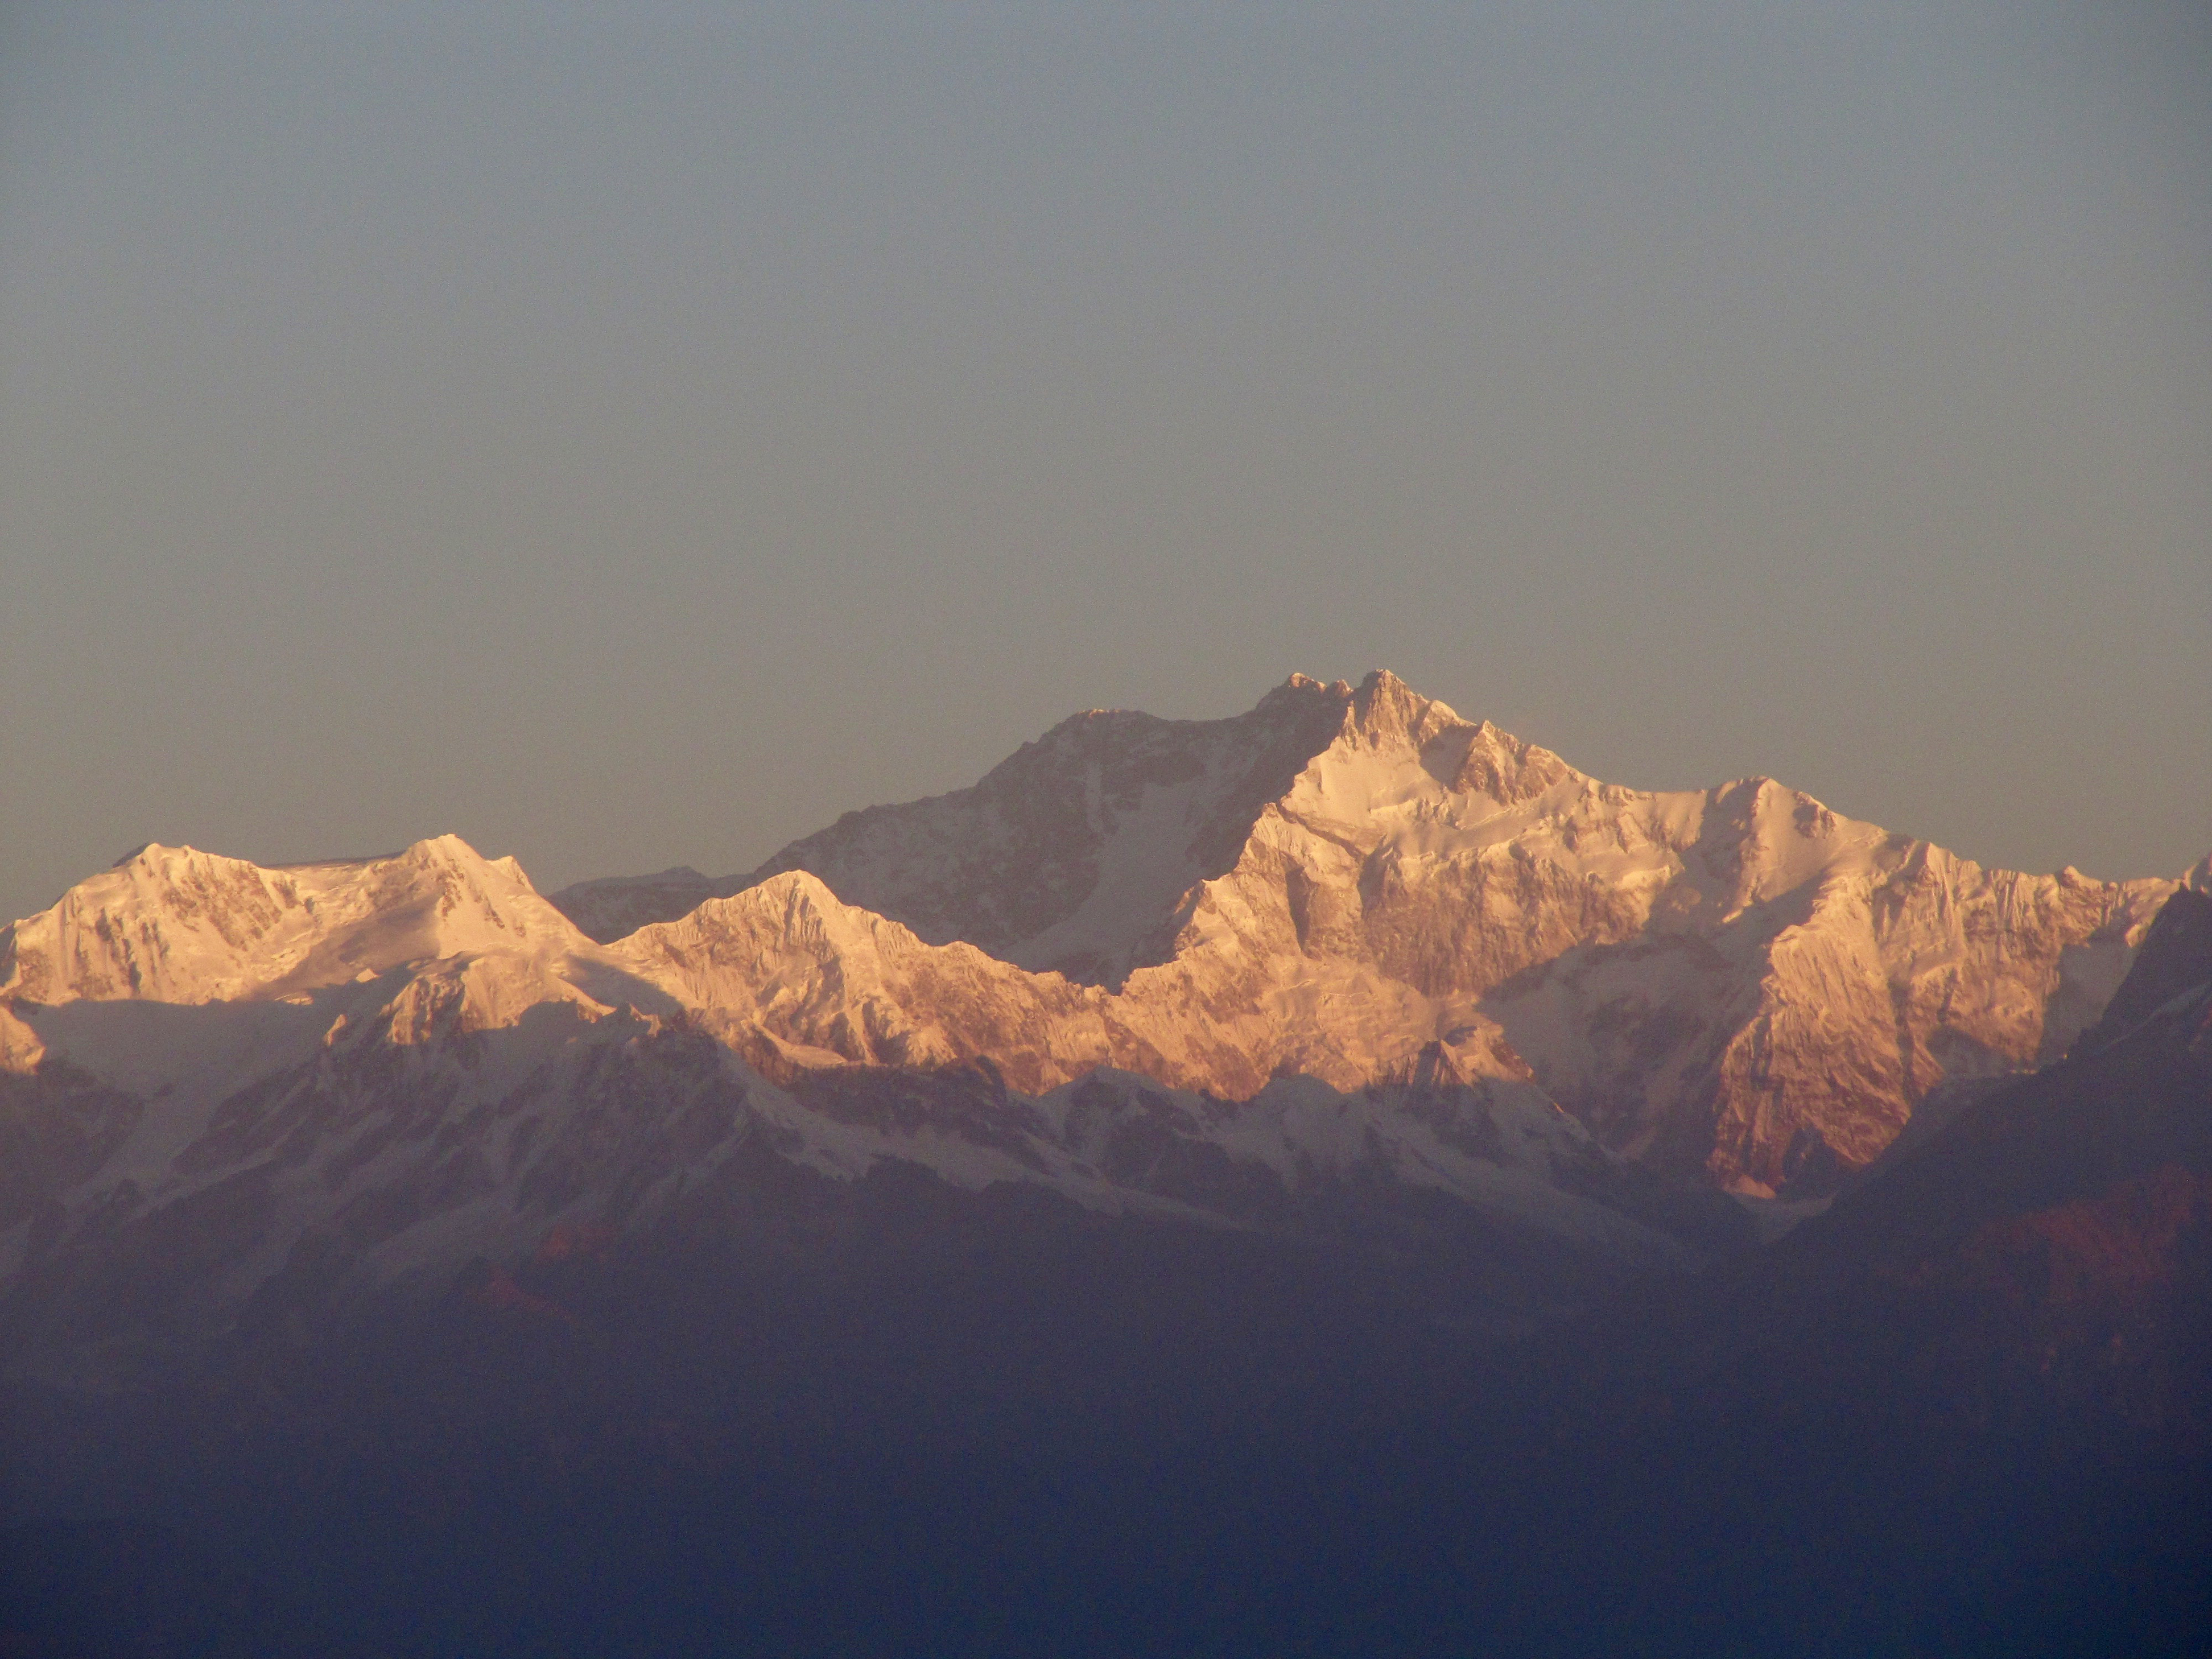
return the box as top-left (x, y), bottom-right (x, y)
top-left (556, 670), bottom-right (2183, 1190)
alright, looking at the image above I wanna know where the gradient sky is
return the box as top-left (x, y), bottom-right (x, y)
top-left (3, 2), bottom-right (2207, 923)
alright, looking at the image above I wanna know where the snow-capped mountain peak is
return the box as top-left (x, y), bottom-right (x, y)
top-left (1, 835), bottom-right (588, 1008)
top-left (551, 670), bottom-right (2186, 1190)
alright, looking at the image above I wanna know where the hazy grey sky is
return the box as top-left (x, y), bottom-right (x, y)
top-left (4, 2), bottom-right (2207, 922)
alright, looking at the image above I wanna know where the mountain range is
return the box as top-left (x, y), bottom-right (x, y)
top-left (551, 670), bottom-right (2194, 1189)
top-left (2, 671), bottom-right (2201, 1375)
top-left (4, 670), bottom-right (2210, 1656)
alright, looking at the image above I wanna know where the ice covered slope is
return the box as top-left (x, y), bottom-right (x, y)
top-left (555, 670), bottom-right (2186, 1190)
